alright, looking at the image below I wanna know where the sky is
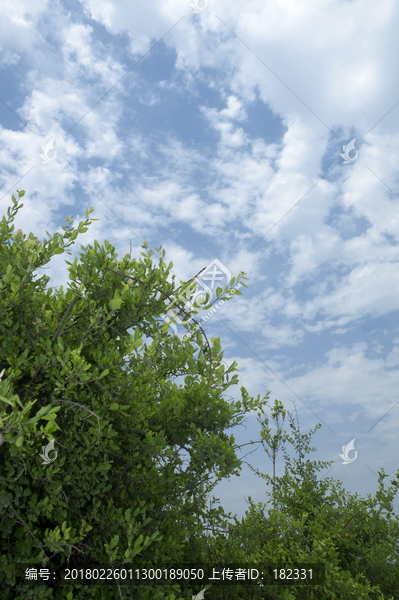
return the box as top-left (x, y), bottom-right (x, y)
top-left (1, 0), bottom-right (399, 543)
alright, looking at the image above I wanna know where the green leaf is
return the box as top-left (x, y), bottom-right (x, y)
top-left (45, 420), bottom-right (58, 433)
top-left (36, 405), bottom-right (52, 418)
top-left (109, 403), bottom-right (119, 411)
top-left (53, 247), bottom-right (64, 254)
top-left (41, 413), bottom-right (57, 421)
top-left (15, 435), bottom-right (24, 447)
top-left (109, 298), bottom-right (122, 311)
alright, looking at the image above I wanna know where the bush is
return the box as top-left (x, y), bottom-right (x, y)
top-left (1, 192), bottom-right (398, 599)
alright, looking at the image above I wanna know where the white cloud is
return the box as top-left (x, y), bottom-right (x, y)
top-left (1, 0), bottom-right (399, 518)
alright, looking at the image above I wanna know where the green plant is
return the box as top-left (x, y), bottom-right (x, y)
top-left (1, 191), bottom-right (398, 600)
top-left (0, 191), bottom-right (265, 600)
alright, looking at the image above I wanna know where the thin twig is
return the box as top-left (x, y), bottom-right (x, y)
top-left (116, 578), bottom-right (125, 600)
top-left (8, 503), bottom-right (44, 548)
top-left (48, 399), bottom-right (102, 438)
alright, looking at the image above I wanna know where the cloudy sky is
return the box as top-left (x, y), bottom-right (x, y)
top-left (1, 0), bottom-right (399, 528)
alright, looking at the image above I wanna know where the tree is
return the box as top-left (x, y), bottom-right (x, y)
top-left (201, 402), bottom-right (399, 599)
top-left (247, 398), bottom-right (288, 510)
top-left (0, 191), bottom-right (268, 600)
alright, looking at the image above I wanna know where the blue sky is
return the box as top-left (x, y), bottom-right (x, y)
top-left (1, 0), bottom-right (399, 531)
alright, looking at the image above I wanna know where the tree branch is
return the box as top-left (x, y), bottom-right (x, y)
top-left (8, 503), bottom-right (44, 549)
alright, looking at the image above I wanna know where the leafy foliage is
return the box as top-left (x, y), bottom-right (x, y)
top-left (1, 192), bottom-right (398, 600)
top-left (203, 402), bottom-right (399, 599)
top-left (0, 192), bottom-right (263, 599)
